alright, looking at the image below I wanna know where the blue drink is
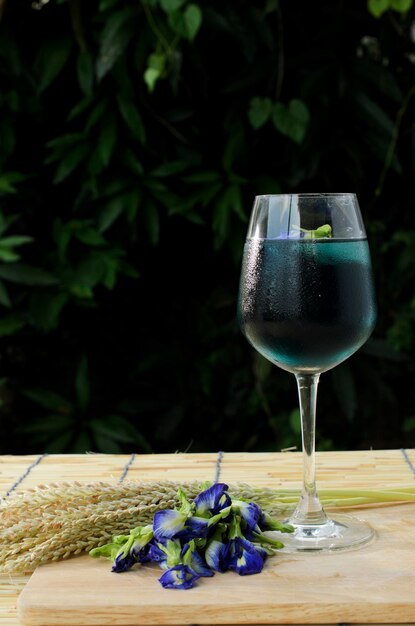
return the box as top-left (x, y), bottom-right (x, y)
top-left (238, 238), bottom-right (376, 374)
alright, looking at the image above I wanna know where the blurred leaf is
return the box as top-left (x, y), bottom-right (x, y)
top-left (228, 184), bottom-right (246, 221)
top-left (122, 149), bottom-right (144, 176)
top-left (0, 121), bottom-right (15, 164)
top-left (183, 171), bottom-right (221, 183)
top-left (151, 160), bottom-right (190, 177)
top-left (143, 199), bottom-right (160, 245)
top-left (93, 434), bottom-right (123, 453)
top-left (0, 316), bottom-right (25, 336)
top-left (160, 0), bottom-right (186, 12)
top-left (46, 133), bottom-right (85, 151)
top-left (52, 219), bottom-right (72, 260)
top-left (71, 255), bottom-right (106, 290)
top-left (75, 227), bottom-right (107, 247)
top-left (184, 4), bottom-right (203, 40)
top-left (0, 264), bottom-right (58, 286)
top-left (92, 414), bottom-right (153, 451)
top-left (53, 144), bottom-right (90, 183)
top-left (403, 416), bottom-right (415, 432)
top-left (77, 50), bottom-right (94, 95)
top-left (19, 414), bottom-right (74, 435)
top-left (35, 38), bottom-right (72, 92)
top-left (96, 114), bottom-right (118, 168)
top-left (0, 236), bottom-right (33, 248)
top-left (144, 67), bottom-right (161, 92)
top-left (125, 189), bottom-right (142, 222)
top-left (390, 0), bottom-right (413, 12)
top-left (144, 53), bottom-right (166, 92)
top-left (272, 99), bottom-right (310, 144)
top-left (0, 211), bottom-right (18, 236)
top-left (71, 432), bottom-right (93, 453)
top-left (331, 364), bottom-right (357, 421)
top-left (353, 61), bottom-right (402, 104)
top-left (222, 130), bottom-right (244, 172)
top-left (248, 97), bottom-right (273, 129)
top-left (168, 5), bottom-right (202, 41)
top-left (0, 248), bottom-right (20, 262)
top-left (45, 432), bottom-right (74, 453)
top-left (361, 337), bottom-right (408, 361)
top-left (0, 280), bottom-right (11, 307)
top-left (22, 388), bottom-right (72, 412)
top-left (70, 285), bottom-right (94, 299)
top-left (30, 291), bottom-right (68, 331)
top-left (85, 100), bottom-right (108, 131)
top-left (252, 353), bottom-right (272, 383)
top-left (289, 408), bottom-right (301, 435)
top-left (353, 92), bottom-right (395, 136)
top-left (0, 171), bottom-right (27, 194)
top-left (368, 0), bottom-right (389, 17)
top-left (99, 0), bottom-right (118, 10)
top-left (0, 235), bottom-right (32, 262)
top-left (96, 8), bottom-right (137, 81)
top-left (98, 196), bottom-right (125, 232)
top-left (67, 95), bottom-right (95, 121)
top-left (90, 416), bottom-right (136, 443)
top-left (116, 94), bottom-right (146, 144)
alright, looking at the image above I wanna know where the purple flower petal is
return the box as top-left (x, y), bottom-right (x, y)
top-left (159, 565), bottom-right (200, 589)
top-left (131, 541), bottom-right (151, 563)
top-left (229, 537), bottom-right (266, 576)
top-left (177, 515), bottom-right (210, 541)
top-left (232, 500), bottom-right (262, 531)
top-left (181, 543), bottom-right (214, 577)
top-left (148, 541), bottom-right (167, 564)
top-left (111, 552), bottom-right (136, 573)
top-left (193, 483), bottom-right (230, 516)
top-left (153, 509), bottom-right (186, 540)
top-left (205, 539), bottom-right (231, 573)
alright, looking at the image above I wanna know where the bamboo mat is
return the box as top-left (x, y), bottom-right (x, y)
top-left (1, 449), bottom-right (415, 626)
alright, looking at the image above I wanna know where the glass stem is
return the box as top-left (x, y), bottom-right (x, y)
top-left (290, 373), bottom-right (327, 526)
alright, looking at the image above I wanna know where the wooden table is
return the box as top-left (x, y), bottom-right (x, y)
top-left (1, 450), bottom-right (415, 626)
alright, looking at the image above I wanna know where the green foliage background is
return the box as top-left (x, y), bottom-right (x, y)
top-left (0, 0), bottom-right (415, 454)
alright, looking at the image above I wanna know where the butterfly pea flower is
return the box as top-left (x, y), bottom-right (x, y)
top-left (90, 483), bottom-right (290, 590)
top-left (148, 541), bottom-right (169, 569)
top-left (150, 538), bottom-right (182, 569)
top-left (193, 482), bottom-right (231, 517)
top-left (159, 564), bottom-right (200, 590)
top-left (181, 540), bottom-right (213, 578)
top-left (153, 509), bottom-right (187, 540)
top-left (153, 509), bottom-right (210, 542)
top-left (89, 534), bottom-right (129, 562)
top-left (226, 513), bottom-right (267, 574)
top-left (89, 525), bottom-right (154, 573)
top-left (205, 526), bottom-right (231, 573)
top-left (231, 500), bottom-right (262, 532)
top-left (229, 537), bottom-right (267, 576)
top-left (112, 525), bottom-right (154, 572)
top-left (112, 551), bottom-right (136, 573)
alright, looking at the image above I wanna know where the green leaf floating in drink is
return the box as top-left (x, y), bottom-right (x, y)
top-left (300, 224), bottom-right (332, 239)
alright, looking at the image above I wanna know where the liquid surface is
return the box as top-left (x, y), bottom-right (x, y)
top-left (238, 239), bottom-right (376, 373)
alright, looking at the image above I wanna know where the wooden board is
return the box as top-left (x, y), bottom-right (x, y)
top-left (17, 503), bottom-right (415, 625)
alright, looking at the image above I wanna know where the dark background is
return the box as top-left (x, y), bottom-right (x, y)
top-left (0, 0), bottom-right (414, 455)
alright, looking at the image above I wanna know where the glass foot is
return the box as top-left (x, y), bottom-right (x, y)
top-left (275, 514), bottom-right (375, 552)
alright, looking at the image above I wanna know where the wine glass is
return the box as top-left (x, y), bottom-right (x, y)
top-left (238, 193), bottom-right (377, 551)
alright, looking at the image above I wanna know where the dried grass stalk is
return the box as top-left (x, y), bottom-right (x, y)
top-left (1, 480), bottom-right (414, 573)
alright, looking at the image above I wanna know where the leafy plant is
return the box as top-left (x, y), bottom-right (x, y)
top-left (0, 0), bottom-right (415, 454)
